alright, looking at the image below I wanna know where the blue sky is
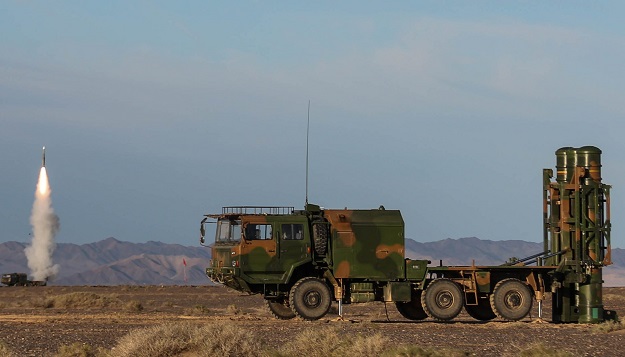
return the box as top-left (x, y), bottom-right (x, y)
top-left (1, 1), bottom-right (624, 249)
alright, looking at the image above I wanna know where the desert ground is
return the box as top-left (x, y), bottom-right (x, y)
top-left (0, 285), bottom-right (624, 356)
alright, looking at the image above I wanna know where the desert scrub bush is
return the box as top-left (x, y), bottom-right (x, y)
top-left (29, 297), bottom-right (55, 309)
top-left (271, 326), bottom-right (389, 357)
top-left (55, 342), bottom-right (103, 357)
top-left (0, 341), bottom-right (16, 357)
top-left (604, 293), bottom-right (625, 302)
top-left (515, 343), bottom-right (572, 357)
top-left (381, 345), bottom-right (470, 357)
top-left (592, 319), bottom-right (625, 333)
top-left (162, 301), bottom-right (174, 307)
top-left (124, 300), bottom-right (144, 312)
top-left (183, 304), bottom-right (210, 315)
top-left (46, 292), bottom-right (121, 309)
top-left (343, 332), bottom-right (388, 356)
top-left (226, 304), bottom-right (242, 315)
top-left (108, 321), bottom-right (264, 357)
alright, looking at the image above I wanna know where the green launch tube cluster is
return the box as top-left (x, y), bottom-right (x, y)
top-left (543, 146), bottom-right (613, 323)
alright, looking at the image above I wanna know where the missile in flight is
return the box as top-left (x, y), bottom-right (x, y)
top-left (42, 146), bottom-right (46, 167)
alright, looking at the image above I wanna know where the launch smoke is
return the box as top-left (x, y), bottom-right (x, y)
top-left (25, 166), bottom-right (60, 281)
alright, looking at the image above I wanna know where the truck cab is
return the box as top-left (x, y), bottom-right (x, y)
top-left (201, 206), bottom-right (314, 294)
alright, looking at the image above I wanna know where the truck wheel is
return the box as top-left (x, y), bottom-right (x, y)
top-left (312, 222), bottom-right (328, 255)
top-left (395, 290), bottom-right (428, 320)
top-left (265, 298), bottom-right (296, 320)
top-left (395, 290), bottom-right (427, 320)
top-left (421, 279), bottom-right (464, 321)
top-left (289, 277), bottom-right (332, 320)
top-left (490, 278), bottom-right (532, 321)
top-left (465, 298), bottom-right (496, 321)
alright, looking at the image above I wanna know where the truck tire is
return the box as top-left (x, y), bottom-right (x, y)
top-left (396, 301), bottom-right (427, 320)
top-left (289, 277), bottom-right (332, 320)
top-left (490, 278), bottom-right (532, 321)
top-left (312, 222), bottom-right (328, 255)
top-left (395, 290), bottom-right (427, 320)
top-left (421, 279), bottom-right (464, 321)
top-left (465, 298), bottom-right (497, 321)
top-left (265, 298), bottom-right (296, 320)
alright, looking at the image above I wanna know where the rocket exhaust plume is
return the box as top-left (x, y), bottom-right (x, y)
top-left (25, 147), bottom-right (60, 281)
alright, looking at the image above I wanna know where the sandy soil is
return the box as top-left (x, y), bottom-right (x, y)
top-left (0, 285), bottom-right (624, 356)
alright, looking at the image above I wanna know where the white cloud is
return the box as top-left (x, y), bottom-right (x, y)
top-left (3, 10), bottom-right (625, 246)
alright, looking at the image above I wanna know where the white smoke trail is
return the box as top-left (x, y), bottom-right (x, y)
top-left (25, 167), bottom-right (60, 281)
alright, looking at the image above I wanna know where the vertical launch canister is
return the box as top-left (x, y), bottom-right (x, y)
top-left (543, 146), bottom-right (612, 323)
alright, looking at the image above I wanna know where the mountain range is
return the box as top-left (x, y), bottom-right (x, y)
top-left (0, 238), bottom-right (211, 285)
top-left (1, 237), bottom-right (623, 286)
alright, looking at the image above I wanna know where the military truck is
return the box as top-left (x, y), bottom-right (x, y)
top-left (1, 273), bottom-right (47, 287)
top-left (200, 146), bottom-right (614, 323)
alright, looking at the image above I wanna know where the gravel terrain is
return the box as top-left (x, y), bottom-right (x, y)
top-left (0, 285), bottom-right (624, 356)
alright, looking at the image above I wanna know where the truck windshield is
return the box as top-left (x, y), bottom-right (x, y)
top-left (215, 219), bottom-right (242, 243)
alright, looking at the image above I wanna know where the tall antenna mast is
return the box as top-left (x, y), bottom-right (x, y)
top-left (305, 100), bottom-right (310, 207)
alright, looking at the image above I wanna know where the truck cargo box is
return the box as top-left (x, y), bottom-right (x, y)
top-left (325, 208), bottom-right (405, 280)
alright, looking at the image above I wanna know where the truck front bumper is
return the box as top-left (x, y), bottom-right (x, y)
top-left (206, 267), bottom-right (250, 293)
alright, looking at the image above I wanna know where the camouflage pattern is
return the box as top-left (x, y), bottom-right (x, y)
top-left (1, 273), bottom-right (28, 286)
top-left (203, 205), bottom-right (408, 295)
top-left (544, 146), bottom-right (614, 323)
top-left (1, 273), bottom-right (47, 287)
top-left (202, 204), bottom-right (556, 322)
top-left (324, 208), bottom-right (404, 280)
top-left (199, 146), bottom-right (614, 322)
top-left (204, 206), bottom-right (312, 292)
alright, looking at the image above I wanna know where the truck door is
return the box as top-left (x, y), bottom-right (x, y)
top-left (275, 220), bottom-right (312, 281)
top-left (239, 221), bottom-right (280, 282)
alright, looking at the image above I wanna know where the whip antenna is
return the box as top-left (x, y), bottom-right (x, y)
top-left (305, 100), bottom-right (310, 207)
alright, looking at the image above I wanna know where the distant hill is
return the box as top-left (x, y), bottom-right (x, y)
top-left (405, 237), bottom-right (543, 266)
top-left (1, 237), bottom-right (623, 286)
top-left (0, 237), bottom-right (211, 286)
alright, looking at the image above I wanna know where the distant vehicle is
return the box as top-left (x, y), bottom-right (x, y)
top-left (1, 273), bottom-right (47, 287)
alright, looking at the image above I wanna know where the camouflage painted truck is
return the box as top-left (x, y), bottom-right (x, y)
top-left (1, 273), bottom-right (47, 286)
top-left (200, 146), bottom-right (615, 323)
